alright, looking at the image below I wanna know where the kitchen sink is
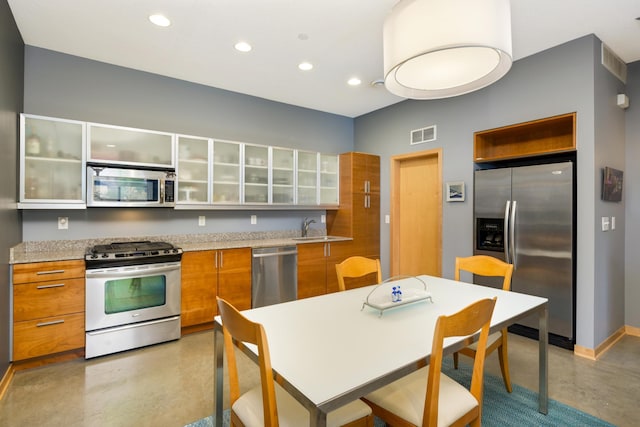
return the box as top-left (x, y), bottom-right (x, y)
top-left (291, 236), bottom-right (343, 241)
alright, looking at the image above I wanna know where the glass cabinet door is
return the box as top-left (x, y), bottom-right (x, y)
top-left (20, 114), bottom-right (85, 205)
top-left (271, 147), bottom-right (294, 204)
top-left (320, 154), bottom-right (339, 205)
top-left (212, 140), bottom-right (241, 204)
top-left (244, 144), bottom-right (269, 204)
top-left (88, 123), bottom-right (174, 168)
top-left (176, 135), bottom-right (210, 204)
top-left (296, 150), bottom-right (318, 205)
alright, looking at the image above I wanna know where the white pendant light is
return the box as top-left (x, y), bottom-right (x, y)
top-left (383, 0), bottom-right (512, 99)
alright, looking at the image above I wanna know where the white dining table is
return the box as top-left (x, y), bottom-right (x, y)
top-left (213, 275), bottom-right (549, 427)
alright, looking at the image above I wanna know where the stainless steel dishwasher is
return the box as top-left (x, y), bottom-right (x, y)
top-left (251, 246), bottom-right (298, 308)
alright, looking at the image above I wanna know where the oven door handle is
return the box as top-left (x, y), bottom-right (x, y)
top-left (85, 263), bottom-right (180, 278)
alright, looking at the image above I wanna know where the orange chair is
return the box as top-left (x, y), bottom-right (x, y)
top-left (335, 256), bottom-right (382, 292)
top-left (216, 297), bottom-right (374, 427)
top-left (454, 255), bottom-right (514, 393)
top-left (363, 297), bottom-right (497, 427)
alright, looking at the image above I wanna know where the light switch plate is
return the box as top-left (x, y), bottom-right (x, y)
top-left (601, 216), bottom-right (610, 231)
top-left (611, 216), bottom-right (616, 230)
top-left (251, 215), bottom-right (257, 225)
top-left (58, 217), bottom-right (68, 230)
top-left (321, 214), bottom-right (326, 224)
top-left (198, 216), bottom-right (205, 226)
top-left (385, 214), bottom-right (390, 224)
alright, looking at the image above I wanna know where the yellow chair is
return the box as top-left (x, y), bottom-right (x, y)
top-left (454, 255), bottom-right (514, 393)
top-left (363, 297), bottom-right (497, 427)
top-left (216, 297), bottom-right (374, 427)
top-left (335, 256), bottom-right (382, 292)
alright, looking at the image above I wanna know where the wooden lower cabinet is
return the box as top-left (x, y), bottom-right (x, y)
top-left (181, 247), bottom-right (251, 329)
top-left (297, 241), bottom-right (351, 298)
top-left (12, 260), bottom-right (85, 361)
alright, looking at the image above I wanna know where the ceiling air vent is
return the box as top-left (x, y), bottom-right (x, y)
top-left (601, 43), bottom-right (627, 84)
top-left (410, 125), bottom-right (437, 145)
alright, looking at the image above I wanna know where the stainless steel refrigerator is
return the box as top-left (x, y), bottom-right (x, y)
top-left (474, 161), bottom-right (575, 348)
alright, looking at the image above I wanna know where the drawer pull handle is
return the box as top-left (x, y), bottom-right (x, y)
top-left (36, 319), bottom-right (65, 327)
top-left (36, 270), bottom-right (65, 276)
top-left (36, 283), bottom-right (65, 289)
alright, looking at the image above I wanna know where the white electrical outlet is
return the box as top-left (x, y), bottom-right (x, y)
top-left (321, 214), bottom-right (326, 224)
top-left (58, 217), bottom-right (68, 230)
top-left (251, 215), bottom-right (257, 225)
top-left (385, 214), bottom-right (390, 224)
top-left (198, 216), bottom-right (205, 226)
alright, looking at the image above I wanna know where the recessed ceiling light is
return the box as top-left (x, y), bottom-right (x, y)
top-left (234, 41), bottom-right (252, 52)
top-left (298, 62), bottom-right (313, 71)
top-left (149, 14), bottom-right (171, 27)
top-left (347, 77), bottom-right (362, 86)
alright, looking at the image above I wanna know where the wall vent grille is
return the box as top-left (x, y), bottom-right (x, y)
top-left (601, 43), bottom-right (627, 83)
top-left (410, 125), bottom-right (437, 145)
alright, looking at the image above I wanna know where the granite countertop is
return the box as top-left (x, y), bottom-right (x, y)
top-left (9, 231), bottom-right (352, 264)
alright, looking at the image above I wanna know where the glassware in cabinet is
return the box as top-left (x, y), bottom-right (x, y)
top-left (19, 114), bottom-right (86, 206)
top-left (320, 153), bottom-right (339, 205)
top-left (88, 123), bottom-right (174, 168)
top-left (244, 144), bottom-right (269, 204)
top-left (177, 135), bottom-right (211, 204)
top-left (212, 140), bottom-right (241, 203)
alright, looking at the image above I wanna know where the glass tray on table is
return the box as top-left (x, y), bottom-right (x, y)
top-left (362, 275), bottom-right (433, 316)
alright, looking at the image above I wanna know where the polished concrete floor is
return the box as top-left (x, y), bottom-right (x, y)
top-left (0, 331), bottom-right (638, 426)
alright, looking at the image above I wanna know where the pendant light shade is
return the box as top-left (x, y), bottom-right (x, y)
top-left (383, 0), bottom-right (512, 99)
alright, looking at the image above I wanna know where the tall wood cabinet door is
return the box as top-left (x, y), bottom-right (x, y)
top-left (297, 243), bottom-right (327, 299)
top-left (181, 251), bottom-right (217, 328)
top-left (217, 248), bottom-right (252, 311)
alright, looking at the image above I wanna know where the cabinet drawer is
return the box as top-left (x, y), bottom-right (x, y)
top-left (13, 312), bottom-right (85, 360)
top-left (13, 260), bottom-right (85, 284)
top-left (14, 278), bottom-right (85, 322)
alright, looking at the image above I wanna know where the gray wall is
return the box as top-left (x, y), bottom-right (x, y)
top-left (354, 35), bottom-right (628, 349)
top-left (0, 0), bottom-right (23, 377)
top-left (625, 62), bottom-right (640, 328)
top-left (22, 46), bottom-right (355, 241)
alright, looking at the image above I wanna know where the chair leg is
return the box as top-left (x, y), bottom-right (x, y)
top-left (453, 351), bottom-right (459, 369)
top-left (497, 339), bottom-right (512, 393)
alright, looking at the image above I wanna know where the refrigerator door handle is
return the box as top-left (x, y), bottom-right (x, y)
top-left (510, 200), bottom-right (518, 268)
top-left (503, 200), bottom-right (511, 263)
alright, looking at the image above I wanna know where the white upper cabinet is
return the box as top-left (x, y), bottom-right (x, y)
top-left (19, 114), bottom-right (86, 208)
top-left (88, 123), bottom-right (174, 169)
top-left (319, 153), bottom-right (339, 205)
top-left (296, 150), bottom-right (319, 205)
top-left (212, 139), bottom-right (241, 204)
top-left (271, 147), bottom-right (295, 204)
top-left (176, 135), bottom-right (211, 204)
top-left (243, 144), bottom-right (269, 204)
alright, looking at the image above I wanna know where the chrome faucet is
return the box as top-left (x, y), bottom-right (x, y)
top-left (302, 217), bottom-right (316, 237)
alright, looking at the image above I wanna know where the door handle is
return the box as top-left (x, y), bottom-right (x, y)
top-left (510, 201), bottom-right (517, 268)
top-left (503, 200), bottom-right (511, 263)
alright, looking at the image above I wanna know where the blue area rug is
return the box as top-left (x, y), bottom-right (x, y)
top-left (185, 358), bottom-right (614, 426)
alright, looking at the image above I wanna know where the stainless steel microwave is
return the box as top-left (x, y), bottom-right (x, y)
top-left (87, 166), bottom-right (175, 207)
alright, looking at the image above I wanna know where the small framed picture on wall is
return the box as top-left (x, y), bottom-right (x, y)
top-left (446, 181), bottom-right (465, 202)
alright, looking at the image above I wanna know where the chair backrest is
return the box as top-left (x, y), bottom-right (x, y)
top-left (454, 255), bottom-right (514, 291)
top-left (217, 297), bottom-right (280, 426)
top-left (424, 297), bottom-right (497, 427)
top-left (335, 256), bottom-right (382, 292)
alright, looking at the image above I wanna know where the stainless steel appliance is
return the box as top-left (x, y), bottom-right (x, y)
top-left (85, 241), bottom-right (183, 358)
top-left (474, 160), bottom-right (575, 349)
top-left (252, 246), bottom-right (297, 308)
top-left (87, 166), bottom-right (175, 207)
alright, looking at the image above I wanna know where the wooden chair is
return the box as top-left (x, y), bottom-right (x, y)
top-left (454, 255), bottom-right (514, 393)
top-left (363, 297), bottom-right (497, 427)
top-left (335, 256), bottom-right (382, 292)
top-left (216, 297), bottom-right (374, 427)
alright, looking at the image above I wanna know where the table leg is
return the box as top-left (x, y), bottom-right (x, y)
top-left (538, 304), bottom-right (549, 414)
top-left (310, 408), bottom-right (327, 427)
top-left (214, 326), bottom-right (225, 426)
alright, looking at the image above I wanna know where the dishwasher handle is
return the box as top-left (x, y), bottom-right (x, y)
top-left (252, 246), bottom-right (298, 258)
top-left (253, 249), bottom-right (298, 258)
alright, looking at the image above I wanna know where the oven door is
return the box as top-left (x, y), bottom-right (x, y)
top-left (85, 261), bottom-right (181, 332)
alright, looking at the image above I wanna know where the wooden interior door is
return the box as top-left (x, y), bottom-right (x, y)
top-left (390, 149), bottom-right (442, 277)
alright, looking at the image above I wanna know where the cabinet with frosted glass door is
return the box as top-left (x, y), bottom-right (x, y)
top-left (212, 139), bottom-right (241, 204)
top-left (176, 135), bottom-right (211, 205)
top-left (320, 153), bottom-right (339, 205)
top-left (296, 150), bottom-right (318, 205)
top-left (271, 146), bottom-right (294, 204)
top-left (19, 114), bottom-right (86, 208)
top-left (244, 143), bottom-right (269, 204)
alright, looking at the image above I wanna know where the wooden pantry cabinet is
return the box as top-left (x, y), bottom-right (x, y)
top-left (180, 248), bottom-right (251, 330)
top-left (12, 260), bottom-right (85, 361)
top-left (327, 152), bottom-right (380, 261)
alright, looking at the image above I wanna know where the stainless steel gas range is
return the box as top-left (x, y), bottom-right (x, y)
top-left (84, 241), bottom-right (183, 359)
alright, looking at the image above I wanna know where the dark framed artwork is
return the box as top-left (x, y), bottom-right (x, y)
top-left (602, 167), bottom-right (623, 202)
